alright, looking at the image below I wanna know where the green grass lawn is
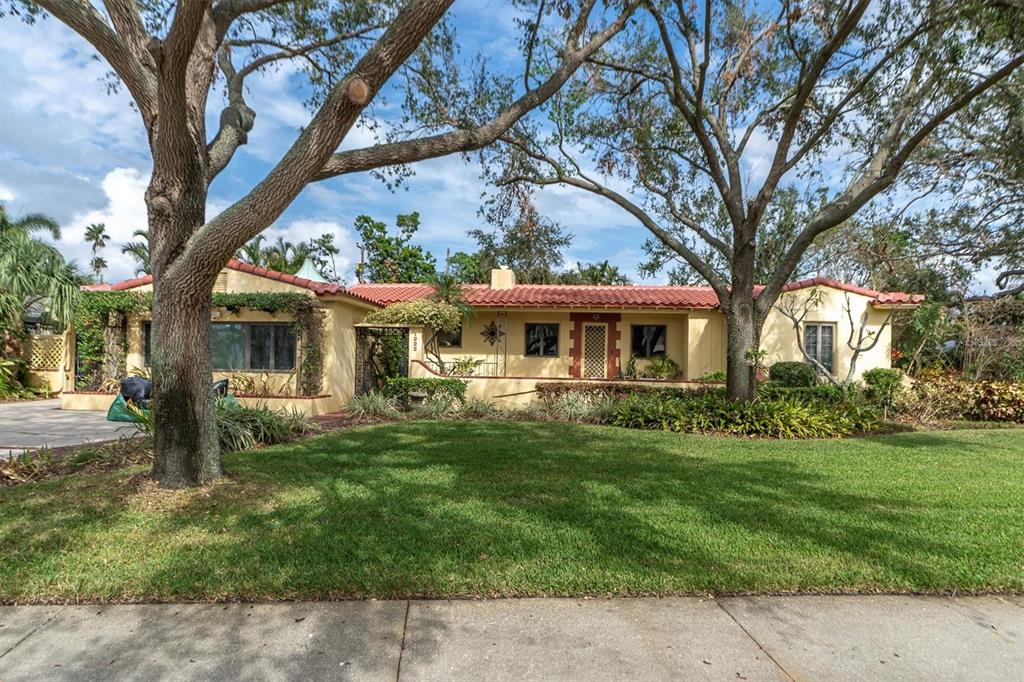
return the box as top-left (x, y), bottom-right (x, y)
top-left (2, 422), bottom-right (1023, 602)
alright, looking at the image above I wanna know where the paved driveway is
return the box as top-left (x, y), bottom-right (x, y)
top-left (0, 399), bottom-right (134, 456)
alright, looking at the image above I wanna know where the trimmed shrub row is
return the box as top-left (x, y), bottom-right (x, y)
top-left (383, 377), bottom-right (468, 406)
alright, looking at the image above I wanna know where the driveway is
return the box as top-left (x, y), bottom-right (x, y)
top-left (0, 399), bottom-right (134, 456)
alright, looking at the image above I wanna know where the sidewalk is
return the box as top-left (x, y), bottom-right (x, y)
top-left (1, 596), bottom-right (1021, 680)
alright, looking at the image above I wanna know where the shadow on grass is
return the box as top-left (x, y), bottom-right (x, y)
top-left (2, 423), bottom-right (1023, 602)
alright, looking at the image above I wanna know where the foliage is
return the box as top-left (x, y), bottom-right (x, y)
top-left (612, 392), bottom-right (880, 439)
top-left (354, 213), bottom-right (437, 284)
top-left (0, 204), bottom-right (83, 336)
top-left (863, 368), bottom-right (906, 415)
top-left (903, 375), bottom-right (1024, 424)
top-left (536, 381), bottom-right (694, 405)
top-left (382, 377), bottom-right (467, 406)
top-left (468, 199), bottom-right (572, 284)
top-left (558, 260), bottom-right (631, 285)
top-left (695, 371), bottom-right (727, 383)
top-left (84, 223), bottom-right (109, 283)
top-left (346, 392), bottom-right (401, 420)
top-left (446, 356), bottom-right (484, 376)
top-left (121, 229), bottom-right (151, 275)
top-left (73, 292), bottom-right (149, 390)
top-left (73, 291), bottom-right (326, 396)
top-left (769, 362), bottom-right (818, 388)
top-left (757, 384), bottom-right (847, 405)
top-left (459, 397), bottom-right (497, 420)
top-left (550, 393), bottom-right (618, 424)
top-left (130, 399), bottom-right (318, 452)
top-left (211, 292), bottom-right (326, 396)
top-left (409, 394), bottom-right (460, 420)
top-left (638, 355), bottom-right (681, 380)
top-left (236, 233), bottom-right (342, 283)
top-left (362, 299), bottom-right (462, 333)
top-left (955, 299), bottom-right (1024, 381)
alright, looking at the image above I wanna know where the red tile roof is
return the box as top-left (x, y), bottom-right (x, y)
top-left (780, 277), bottom-right (925, 305)
top-left (89, 265), bottom-right (923, 308)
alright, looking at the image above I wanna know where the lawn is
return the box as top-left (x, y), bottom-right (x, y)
top-left (2, 422), bottom-right (1022, 602)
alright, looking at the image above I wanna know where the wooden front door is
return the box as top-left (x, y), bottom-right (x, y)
top-left (582, 324), bottom-right (608, 379)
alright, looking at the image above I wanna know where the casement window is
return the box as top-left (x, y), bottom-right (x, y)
top-left (144, 322), bottom-right (296, 371)
top-left (631, 325), bottom-right (667, 358)
top-left (525, 323), bottom-right (559, 357)
top-left (438, 322), bottom-right (463, 348)
top-left (803, 323), bottom-right (835, 374)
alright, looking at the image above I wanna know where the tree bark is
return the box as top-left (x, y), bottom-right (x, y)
top-left (724, 234), bottom-right (759, 402)
top-left (146, 169), bottom-right (221, 487)
top-left (149, 275), bottom-right (220, 487)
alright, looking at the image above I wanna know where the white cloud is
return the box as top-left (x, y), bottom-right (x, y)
top-left (0, 185), bottom-right (16, 202)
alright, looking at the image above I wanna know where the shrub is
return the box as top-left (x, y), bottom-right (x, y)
top-left (695, 370), bottom-right (727, 383)
top-left (535, 381), bottom-right (700, 405)
top-left (863, 368), bottom-right (905, 413)
top-left (129, 399), bottom-right (318, 452)
top-left (612, 392), bottom-right (879, 438)
top-left (346, 392), bottom-right (400, 420)
top-left (383, 377), bottom-right (467, 406)
top-left (769, 361), bottom-right (818, 387)
top-left (548, 393), bottom-right (617, 424)
top-left (758, 383), bottom-right (846, 405)
top-left (409, 394), bottom-right (459, 420)
top-left (459, 397), bottom-right (497, 419)
top-left (639, 355), bottom-right (681, 379)
top-left (903, 375), bottom-right (1024, 424)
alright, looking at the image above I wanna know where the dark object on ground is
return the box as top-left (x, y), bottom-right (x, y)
top-left (120, 377), bottom-right (153, 409)
top-left (212, 379), bottom-right (229, 398)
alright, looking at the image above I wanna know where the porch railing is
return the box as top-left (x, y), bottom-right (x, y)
top-left (423, 358), bottom-right (500, 377)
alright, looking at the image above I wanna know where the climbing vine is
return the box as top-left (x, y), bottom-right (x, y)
top-left (73, 291), bottom-right (326, 396)
top-left (73, 292), bottom-right (149, 390)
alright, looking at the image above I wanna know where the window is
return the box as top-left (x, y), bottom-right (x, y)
top-left (525, 323), bottom-right (559, 357)
top-left (438, 322), bottom-right (462, 348)
top-left (631, 325), bottom-right (667, 358)
top-left (804, 323), bottom-right (835, 374)
top-left (143, 322), bottom-right (296, 371)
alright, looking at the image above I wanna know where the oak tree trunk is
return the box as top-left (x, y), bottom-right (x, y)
top-left (724, 235), bottom-right (760, 402)
top-left (146, 170), bottom-right (221, 487)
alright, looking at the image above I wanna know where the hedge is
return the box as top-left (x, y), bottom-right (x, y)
top-left (382, 377), bottom-right (467, 405)
top-left (768, 361), bottom-right (818, 388)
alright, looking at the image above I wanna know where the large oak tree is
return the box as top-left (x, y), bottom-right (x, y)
top-left (490, 0), bottom-right (1023, 400)
top-left (10, 0), bottom-right (638, 486)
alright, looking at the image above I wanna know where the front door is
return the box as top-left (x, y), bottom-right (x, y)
top-left (582, 324), bottom-right (608, 379)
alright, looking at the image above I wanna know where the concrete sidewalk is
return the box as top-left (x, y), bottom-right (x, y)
top-left (1, 596), bottom-right (1021, 681)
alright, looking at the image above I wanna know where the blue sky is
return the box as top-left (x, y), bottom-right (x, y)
top-left (0, 2), bottom-right (651, 285)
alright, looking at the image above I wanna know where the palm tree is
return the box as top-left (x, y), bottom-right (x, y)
top-left (0, 204), bottom-right (83, 335)
top-left (84, 223), bottom-right (109, 282)
top-left (121, 229), bottom-right (151, 275)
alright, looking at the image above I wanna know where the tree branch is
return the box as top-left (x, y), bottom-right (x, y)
top-left (34, 0), bottom-right (158, 124)
top-left (313, 0), bottom-right (637, 180)
top-left (182, 0), bottom-right (455, 283)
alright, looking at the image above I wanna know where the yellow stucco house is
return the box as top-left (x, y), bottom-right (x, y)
top-left (52, 261), bottom-right (922, 414)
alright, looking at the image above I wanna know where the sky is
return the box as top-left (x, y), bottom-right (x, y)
top-left (0, 2), bottom-right (655, 286)
top-left (0, 2), bottom-right (1002, 292)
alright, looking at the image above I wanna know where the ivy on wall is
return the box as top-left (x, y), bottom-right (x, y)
top-left (73, 292), bottom-right (149, 390)
top-left (73, 291), bottom-right (326, 396)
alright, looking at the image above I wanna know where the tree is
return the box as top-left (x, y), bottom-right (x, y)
top-left (468, 199), bottom-right (571, 284)
top-left (121, 229), bottom-right (151, 275)
top-left (445, 250), bottom-right (486, 284)
top-left (85, 223), bottom-right (109, 282)
top-left (560, 260), bottom-right (631, 285)
top-left (0, 204), bottom-right (83, 339)
top-left (491, 0), bottom-right (1024, 400)
top-left (355, 212), bottom-right (436, 283)
top-left (14, 0), bottom-right (640, 486)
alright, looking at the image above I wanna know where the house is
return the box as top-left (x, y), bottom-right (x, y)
top-left (50, 262), bottom-right (923, 414)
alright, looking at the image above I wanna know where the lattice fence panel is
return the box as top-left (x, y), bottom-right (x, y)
top-left (583, 326), bottom-right (606, 379)
top-left (28, 334), bottom-right (63, 370)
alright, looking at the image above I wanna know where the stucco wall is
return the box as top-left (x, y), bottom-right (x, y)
top-left (432, 310), bottom-right (574, 377)
top-left (760, 286), bottom-right (892, 381)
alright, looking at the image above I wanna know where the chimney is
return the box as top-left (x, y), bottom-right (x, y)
top-left (490, 267), bottom-right (516, 290)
